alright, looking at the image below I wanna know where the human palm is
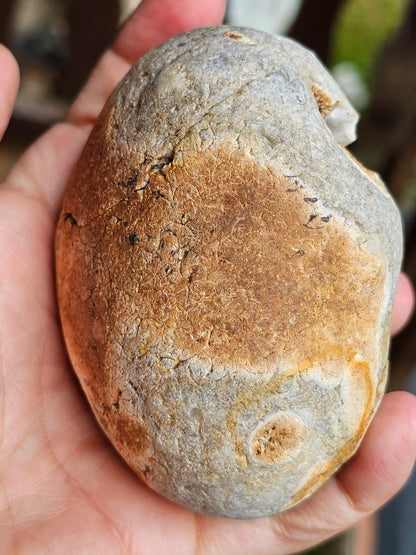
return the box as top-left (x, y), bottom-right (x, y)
top-left (1, 2), bottom-right (416, 553)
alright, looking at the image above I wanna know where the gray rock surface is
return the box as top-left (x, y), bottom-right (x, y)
top-left (55, 26), bottom-right (403, 519)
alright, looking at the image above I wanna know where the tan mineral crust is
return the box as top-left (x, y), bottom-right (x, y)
top-left (55, 26), bottom-right (403, 519)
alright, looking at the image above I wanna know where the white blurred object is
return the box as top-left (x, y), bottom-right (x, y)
top-left (120, 0), bottom-right (143, 23)
top-left (227, 0), bottom-right (302, 34)
top-left (331, 62), bottom-right (370, 111)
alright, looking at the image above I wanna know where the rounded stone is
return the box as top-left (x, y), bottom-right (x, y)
top-left (55, 26), bottom-right (403, 518)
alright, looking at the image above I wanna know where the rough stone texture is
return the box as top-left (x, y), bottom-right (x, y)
top-left (55, 26), bottom-right (403, 519)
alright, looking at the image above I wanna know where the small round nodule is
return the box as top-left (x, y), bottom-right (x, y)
top-left (250, 412), bottom-right (308, 464)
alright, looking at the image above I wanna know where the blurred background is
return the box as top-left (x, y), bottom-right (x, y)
top-left (0, 0), bottom-right (415, 553)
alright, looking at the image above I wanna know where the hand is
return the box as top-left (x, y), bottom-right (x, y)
top-left (1, 2), bottom-right (415, 553)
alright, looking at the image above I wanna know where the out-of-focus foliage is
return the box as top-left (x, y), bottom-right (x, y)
top-left (331, 0), bottom-right (409, 81)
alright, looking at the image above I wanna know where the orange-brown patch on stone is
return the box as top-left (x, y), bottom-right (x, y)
top-left (224, 31), bottom-right (245, 40)
top-left (311, 84), bottom-right (335, 118)
top-left (98, 143), bottom-right (383, 373)
top-left (105, 409), bottom-right (155, 482)
top-left (57, 139), bottom-right (384, 454)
